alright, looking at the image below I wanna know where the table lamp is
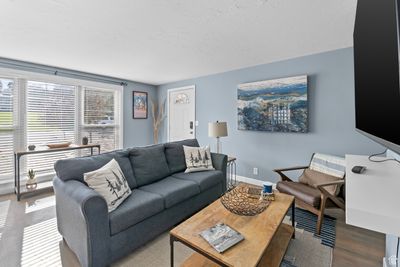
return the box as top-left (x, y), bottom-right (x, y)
top-left (208, 121), bottom-right (228, 153)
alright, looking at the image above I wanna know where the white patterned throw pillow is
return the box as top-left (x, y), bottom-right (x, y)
top-left (183, 145), bottom-right (215, 173)
top-left (84, 159), bottom-right (131, 212)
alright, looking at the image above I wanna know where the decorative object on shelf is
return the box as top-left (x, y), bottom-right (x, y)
top-left (238, 75), bottom-right (308, 133)
top-left (200, 223), bottom-right (244, 253)
top-left (133, 91), bottom-right (148, 119)
top-left (220, 186), bottom-right (270, 216)
top-left (262, 181), bottom-right (273, 194)
top-left (247, 186), bottom-right (261, 199)
top-left (247, 186), bottom-right (276, 201)
top-left (208, 121), bottom-right (228, 153)
top-left (26, 169), bottom-right (37, 190)
top-left (82, 136), bottom-right (89, 145)
top-left (46, 141), bottom-right (72, 149)
top-left (150, 98), bottom-right (166, 144)
top-left (28, 144), bottom-right (36, 151)
top-left (262, 192), bottom-right (275, 201)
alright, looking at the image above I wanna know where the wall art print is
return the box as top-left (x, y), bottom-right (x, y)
top-left (237, 75), bottom-right (308, 132)
top-left (133, 91), bottom-right (148, 119)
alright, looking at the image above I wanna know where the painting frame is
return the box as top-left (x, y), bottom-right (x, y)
top-left (132, 91), bottom-right (148, 119)
top-left (237, 75), bottom-right (308, 133)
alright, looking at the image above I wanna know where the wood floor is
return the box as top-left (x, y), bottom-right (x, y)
top-left (328, 209), bottom-right (385, 267)
top-left (0, 192), bottom-right (385, 267)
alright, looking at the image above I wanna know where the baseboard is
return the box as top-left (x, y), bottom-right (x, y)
top-left (236, 175), bottom-right (276, 187)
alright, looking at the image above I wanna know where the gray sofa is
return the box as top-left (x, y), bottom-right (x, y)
top-left (53, 139), bottom-right (227, 267)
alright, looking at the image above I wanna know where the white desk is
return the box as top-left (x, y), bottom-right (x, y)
top-left (346, 155), bottom-right (400, 236)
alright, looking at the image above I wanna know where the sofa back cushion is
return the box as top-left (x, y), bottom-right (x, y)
top-left (54, 149), bottom-right (137, 189)
top-left (164, 139), bottom-right (199, 174)
top-left (129, 144), bottom-right (170, 186)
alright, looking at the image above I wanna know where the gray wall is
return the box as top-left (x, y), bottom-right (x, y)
top-left (123, 81), bottom-right (157, 147)
top-left (157, 48), bottom-right (383, 182)
top-left (0, 58), bottom-right (157, 149)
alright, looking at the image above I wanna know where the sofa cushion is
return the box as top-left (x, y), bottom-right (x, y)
top-left (299, 168), bottom-right (342, 196)
top-left (54, 149), bottom-right (137, 188)
top-left (172, 170), bottom-right (223, 191)
top-left (109, 189), bottom-right (164, 235)
top-left (164, 139), bottom-right (199, 174)
top-left (129, 144), bottom-right (170, 186)
top-left (139, 177), bottom-right (200, 208)
top-left (277, 181), bottom-right (321, 208)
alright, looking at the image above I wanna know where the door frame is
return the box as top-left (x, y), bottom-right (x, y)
top-left (167, 85), bottom-right (196, 142)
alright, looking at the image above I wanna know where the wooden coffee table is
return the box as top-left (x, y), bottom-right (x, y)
top-left (170, 184), bottom-right (295, 267)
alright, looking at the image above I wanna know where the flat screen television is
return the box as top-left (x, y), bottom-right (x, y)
top-left (354, 0), bottom-right (400, 154)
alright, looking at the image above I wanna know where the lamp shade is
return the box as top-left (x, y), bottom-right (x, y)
top-left (208, 121), bottom-right (228, 137)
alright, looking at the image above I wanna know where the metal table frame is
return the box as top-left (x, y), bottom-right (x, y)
top-left (14, 144), bottom-right (100, 201)
top-left (227, 156), bottom-right (237, 190)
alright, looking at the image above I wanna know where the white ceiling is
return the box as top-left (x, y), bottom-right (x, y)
top-left (0, 0), bottom-right (357, 85)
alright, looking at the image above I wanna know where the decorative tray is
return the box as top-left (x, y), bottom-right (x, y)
top-left (46, 142), bottom-right (72, 149)
top-left (220, 186), bottom-right (270, 216)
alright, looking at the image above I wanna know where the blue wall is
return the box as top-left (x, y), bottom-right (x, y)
top-left (157, 48), bottom-right (383, 182)
top-left (123, 81), bottom-right (157, 147)
top-left (0, 58), bottom-right (157, 148)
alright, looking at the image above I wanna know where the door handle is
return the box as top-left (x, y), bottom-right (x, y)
top-left (190, 121), bottom-right (193, 130)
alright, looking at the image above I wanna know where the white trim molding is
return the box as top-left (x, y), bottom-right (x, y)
top-left (236, 175), bottom-right (277, 189)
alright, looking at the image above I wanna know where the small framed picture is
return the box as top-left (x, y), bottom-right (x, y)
top-left (132, 91), bottom-right (148, 119)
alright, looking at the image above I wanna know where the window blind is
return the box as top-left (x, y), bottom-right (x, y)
top-left (26, 81), bottom-right (77, 173)
top-left (0, 78), bottom-right (15, 178)
top-left (81, 88), bottom-right (119, 153)
top-left (0, 73), bottom-right (123, 182)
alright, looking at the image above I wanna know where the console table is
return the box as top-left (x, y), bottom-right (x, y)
top-left (14, 144), bottom-right (101, 201)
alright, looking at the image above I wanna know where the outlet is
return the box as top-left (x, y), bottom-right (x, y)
top-left (253, 167), bottom-right (258, 175)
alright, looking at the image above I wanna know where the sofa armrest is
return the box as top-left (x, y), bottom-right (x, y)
top-left (53, 176), bottom-right (110, 267)
top-left (211, 153), bottom-right (228, 191)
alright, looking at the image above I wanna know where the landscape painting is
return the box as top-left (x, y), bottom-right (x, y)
top-left (238, 75), bottom-right (308, 132)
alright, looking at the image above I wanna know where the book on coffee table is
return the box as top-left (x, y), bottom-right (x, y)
top-left (199, 223), bottom-right (244, 253)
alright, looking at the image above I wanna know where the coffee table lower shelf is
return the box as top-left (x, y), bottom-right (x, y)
top-left (181, 223), bottom-right (294, 267)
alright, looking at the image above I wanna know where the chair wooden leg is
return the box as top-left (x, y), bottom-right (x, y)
top-left (316, 195), bottom-right (327, 235)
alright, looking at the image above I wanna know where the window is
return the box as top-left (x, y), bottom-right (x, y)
top-left (82, 88), bottom-right (120, 153)
top-left (0, 78), bottom-right (15, 178)
top-left (0, 72), bottom-right (122, 182)
top-left (26, 81), bottom-right (76, 173)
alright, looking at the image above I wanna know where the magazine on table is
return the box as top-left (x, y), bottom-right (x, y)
top-left (199, 223), bottom-right (244, 253)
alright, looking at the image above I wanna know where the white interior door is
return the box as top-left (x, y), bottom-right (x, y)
top-left (168, 86), bottom-right (195, 142)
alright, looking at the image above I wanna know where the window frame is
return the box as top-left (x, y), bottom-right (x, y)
top-left (0, 67), bottom-right (124, 182)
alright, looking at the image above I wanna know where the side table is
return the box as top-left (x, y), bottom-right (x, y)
top-left (227, 156), bottom-right (237, 189)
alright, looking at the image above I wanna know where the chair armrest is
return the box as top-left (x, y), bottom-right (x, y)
top-left (211, 153), bottom-right (228, 192)
top-left (316, 180), bottom-right (345, 209)
top-left (273, 166), bottom-right (308, 182)
top-left (316, 180), bottom-right (345, 189)
top-left (53, 176), bottom-right (110, 267)
top-left (274, 166), bottom-right (309, 172)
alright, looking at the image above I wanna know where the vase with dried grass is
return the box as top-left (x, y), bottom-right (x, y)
top-left (150, 98), bottom-right (166, 144)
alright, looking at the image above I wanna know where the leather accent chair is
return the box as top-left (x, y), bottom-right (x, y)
top-left (275, 154), bottom-right (346, 235)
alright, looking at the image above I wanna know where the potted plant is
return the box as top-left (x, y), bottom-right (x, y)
top-left (26, 169), bottom-right (37, 189)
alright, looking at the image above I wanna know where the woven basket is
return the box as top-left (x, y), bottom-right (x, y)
top-left (220, 186), bottom-right (270, 216)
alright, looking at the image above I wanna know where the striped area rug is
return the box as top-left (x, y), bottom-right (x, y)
top-left (288, 207), bottom-right (337, 248)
